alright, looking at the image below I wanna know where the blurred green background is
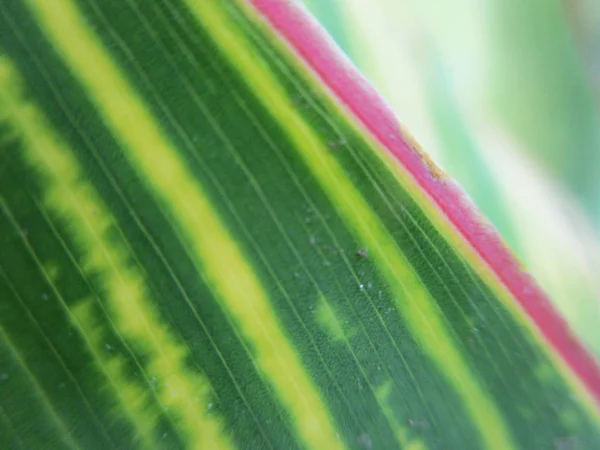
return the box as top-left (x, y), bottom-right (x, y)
top-left (302, 0), bottom-right (600, 356)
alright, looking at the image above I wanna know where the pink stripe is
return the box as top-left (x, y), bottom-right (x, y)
top-left (248, 0), bottom-right (600, 405)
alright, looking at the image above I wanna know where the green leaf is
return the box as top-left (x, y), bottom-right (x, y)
top-left (0, 0), bottom-right (598, 449)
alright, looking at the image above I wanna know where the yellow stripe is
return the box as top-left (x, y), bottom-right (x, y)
top-left (0, 57), bottom-right (228, 450)
top-left (22, 1), bottom-right (344, 449)
top-left (189, 1), bottom-right (516, 448)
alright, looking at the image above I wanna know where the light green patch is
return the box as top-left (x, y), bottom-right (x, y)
top-left (465, 316), bottom-right (477, 328)
top-left (375, 381), bottom-right (429, 450)
top-left (375, 380), bottom-right (394, 405)
top-left (315, 295), bottom-right (345, 341)
top-left (405, 438), bottom-right (427, 450)
top-left (517, 406), bottom-right (534, 421)
top-left (561, 409), bottom-right (581, 430)
top-left (534, 364), bottom-right (555, 383)
top-left (43, 262), bottom-right (60, 282)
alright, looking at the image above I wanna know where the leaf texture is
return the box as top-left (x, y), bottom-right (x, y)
top-left (0, 0), bottom-right (599, 449)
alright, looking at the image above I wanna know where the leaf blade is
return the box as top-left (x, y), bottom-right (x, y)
top-left (0, 0), bottom-right (598, 448)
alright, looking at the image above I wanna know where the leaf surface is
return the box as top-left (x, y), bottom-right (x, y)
top-left (0, 1), bottom-right (599, 449)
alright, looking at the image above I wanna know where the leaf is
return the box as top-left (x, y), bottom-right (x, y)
top-left (0, 0), bottom-right (598, 449)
